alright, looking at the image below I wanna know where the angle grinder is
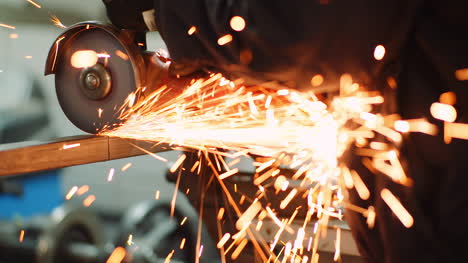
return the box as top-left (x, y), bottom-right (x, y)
top-left (45, 22), bottom-right (191, 134)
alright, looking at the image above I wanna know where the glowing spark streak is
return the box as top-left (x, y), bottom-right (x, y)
top-left (255, 159), bottom-right (275, 173)
top-left (170, 154), bottom-right (186, 173)
top-left (129, 143), bottom-right (168, 162)
top-left (106, 247), bottom-right (127, 263)
top-left (218, 168), bottom-right (239, 180)
top-left (341, 166), bottom-right (354, 189)
top-left (351, 170), bottom-right (370, 200)
top-left (217, 233), bottom-right (231, 248)
top-left (164, 250), bottom-right (175, 263)
top-left (77, 185), bottom-right (90, 196)
top-left (444, 122), bottom-right (468, 143)
top-left (217, 207), bottom-right (225, 220)
top-left (381, 188), bottom-right (414, 228)
top-left (431, 102), bottom-right (457, 123)
top-left (127, 235), bottom-right (133, 246)
top-left (98, 108), bottom-right (103, 118)
top-left (180, 217), bottom-right (188, 225)
top-left (9, 33), bottom-right (18, 39)
top-left (26, 0), bottom-right (41, 8)
top-left (190, 161), bottom-right (200, 172)
top-left (65, 186), bottom-right (78, 200)
top-left (0, 24), bottom-right (15, 29)
top-left (188, 26), bottom-right (197, 35)
top-left (115, 50), bottom-right (129, 60)
top-left (107, 168), bottom-right (115, 182)
top-left (155, 190), bottom-right (160, 200)
top-left (180, 238), bottom-right (186, 249)
top-left (280, 189), bottom-right (298, 209)
top-left (50, 15), bottom-right (66, 28)
top-left (235, 200), bottom-right (261, 230)
top-left (83, 195), bottom-right (96, 207)
top-left (19, 230), bottom-right (25, 243)
top-left (198, 245), bottom-right (204, 258)
top-left (334, 228), bottom-right (341, 261)
top-left (227, 158), bottom-right (240, 167)
top-left (24, 56), bottom-right (33, 59)
top-left (170, 170), bottom-right (182, 217)
top-left (231, 239), bottom-right (248, 260)
top-left (218, 34), bottom-right (233, 46)
top-left (366, 206), bottom-right (376, 229)
top-left (121, 162), bottom-right (132, 171)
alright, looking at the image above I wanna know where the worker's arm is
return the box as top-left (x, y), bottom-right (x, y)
top-left (104, 0), bottom-right (418, 88)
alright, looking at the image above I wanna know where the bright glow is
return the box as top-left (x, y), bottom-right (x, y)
top-left (71, 50), bottom-right (98, 69)
top-left (230, 16), bottom-right (246, 31)
top-left (188, 26), bottom-right (197, 35)
top-left (381, 188), bottom-right (414, 228)
top-left (311, 74), bottom-right (324, 87)
top-left (373, 45), bottom-right (386, 61)
top-left (218, 34), bottom-right (233, 46)
top-left (430, 102), bottom-right (457, 122)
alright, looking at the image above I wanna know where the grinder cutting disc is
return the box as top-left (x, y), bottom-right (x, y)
top-left (53, 24), bottom-right (144, 134)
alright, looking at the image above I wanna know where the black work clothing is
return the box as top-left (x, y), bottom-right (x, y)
top-left (103, 1), bottom-right (468, 262)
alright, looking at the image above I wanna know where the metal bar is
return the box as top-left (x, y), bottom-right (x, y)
top-left (0, 135), bottom-right (171, 177)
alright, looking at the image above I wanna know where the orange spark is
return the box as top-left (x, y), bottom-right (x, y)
top-left (311, 74), bottom-right (324, 87)
top-left (9, 33), bottom-right (18, 39)
top-left (381, 188), bottom-right (414, 228)
top-left (0, 24), bottom-right (15, 29)
top-left (170, 154), bottom-right (187, 173)
top-left (218, 34), bottom-right (233, 46)
top-left (115, 50), bottom-right (129, 60)
top-left (121, 162), bottom-right (132, 172)
top-left (77, 185), bottom-right (90, 196)
top-left (373, 45), bottom-right (385, 60)
top-left (455, 68), bottom-right (468, 81)
top-left (217, 233), bottom-right (231, 248)
top-left (430, 102), bottom-right (457, 122)
top-left (155, 190), bottom-right (160, 200)
top-left (230, 16), bottom-right (246, 31)
top-left (218, 168), bottom-right (239, 180)
top-left (164, 250), bottom-right (175, 263)
top-left (107, 247), bottom-right (126, 263)
top-left (26, 0), bottom-right (41, 8)
top-left (188, 26), bottom-right (197, 35)
top-left (217, 207), bottom-right (225, 220)
top-left (19, 230), bottom-right (25, 243)
top-left (65, 186), bottom-right (78, 200)
top-left (180, 238), bottom-right (187, 249)
top-left (83, 195), bottom-right (96, 207)
top-left (440, 91), bottom-right (456, 105)
top-left (50, 15), bottom-right (66, 28)
top-left (280, 189), bottom-right (298, 209)
top-left (231, 239), bottom-right (248, 260)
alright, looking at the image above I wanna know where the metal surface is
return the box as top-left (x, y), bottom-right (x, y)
top-left (79, 63), bottom-right (112, 100)
top-left (45, 22), bottom-right (146, 134)
top-left (0, 136), bottom-right (171, 177)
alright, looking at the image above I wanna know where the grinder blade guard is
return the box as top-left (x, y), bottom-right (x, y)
top-left (45, 22), bottom-right (146, 134)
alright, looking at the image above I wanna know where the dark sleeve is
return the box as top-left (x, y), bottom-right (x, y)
top-left (103, 0), bottom-right (155, 31)
top-left (153, 0), bottom-right (419, 88)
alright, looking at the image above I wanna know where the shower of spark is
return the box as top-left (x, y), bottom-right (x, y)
top-left (50, 15), bottom-right (67, 29)
top-left (101, 71), bottom-right (423, 262)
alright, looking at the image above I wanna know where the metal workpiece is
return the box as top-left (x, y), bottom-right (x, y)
top-left (0, 136), bottom-right (172, 177)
